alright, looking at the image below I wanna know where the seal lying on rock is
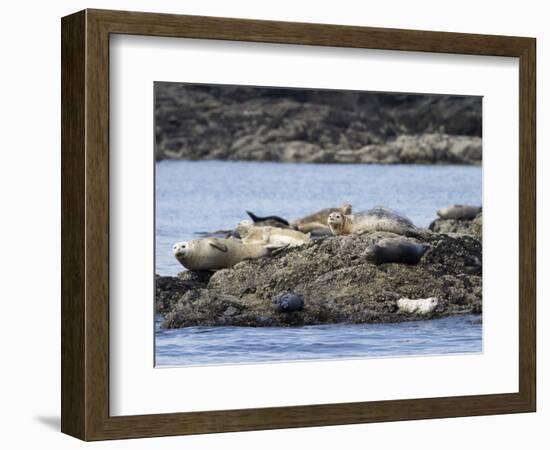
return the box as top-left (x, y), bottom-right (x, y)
top-left (437, 204), bottom-right (481, 220)
top-left (272, 293), bottom-right (304, 313)
top-left (328, 206), bottom-right (428, 238)
top-left (236, 220), bottom-right (311, 247)
top-left (397, 297), bottom-right (439, 315)
top-left (291, 203), bottom-right (352, 232)
top-left (173, 237), bottom-right (287, 271)
top-left (364, 237), bottom-right (429, 265)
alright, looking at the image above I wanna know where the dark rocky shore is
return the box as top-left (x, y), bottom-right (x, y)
top-left (155, 84), bottom-right (482, 165)
top-left (156, 216), bottom-right (482, 328)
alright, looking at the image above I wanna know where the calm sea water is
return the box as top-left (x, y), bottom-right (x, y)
top-left (155, 160), bottom-right (482, 366)
top-left (155, 314), bottom-right (482, 367)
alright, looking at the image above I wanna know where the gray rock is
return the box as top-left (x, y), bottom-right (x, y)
top-left (157, 231), bottom-right (482, 328)
top-left (155, 271), bottom-right (212, 314)
top-left (224, 306), bottom-right (238, 316)
top-left (429, 212), bottom-right (482, 238)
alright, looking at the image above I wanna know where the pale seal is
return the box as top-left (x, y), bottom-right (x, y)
top-left (364, 237), bottom-right (429, 265)
top-left (328, 206), bottom-right (428, 238)
top-left (291, 203), bottom-right (352, 233)
top-left (397, 297), bottom-right (439, 315)
top-left (172, 237), bottom-right (286, 271)
top-left (236, 220), bottom-right (311, 247)
top-left (437, 204), bottom-right (481, 220)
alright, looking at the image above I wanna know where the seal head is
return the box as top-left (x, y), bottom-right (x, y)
top-left (172, 241), bottom-right (190, 259)
top-left (327, 211), bottom-right (346, 235)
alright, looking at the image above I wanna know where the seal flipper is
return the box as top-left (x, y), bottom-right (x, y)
top-left (266, 243), bottom-right (290, 257)
top-left (246, 211), bottom-right (262, 223)
top-left (209, 240), bottom-right (228, 253)
top-left (246, 211), bottom-right (290, 226)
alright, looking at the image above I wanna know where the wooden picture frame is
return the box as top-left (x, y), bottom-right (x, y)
top-left (61, 9), bottom-right (536, 441)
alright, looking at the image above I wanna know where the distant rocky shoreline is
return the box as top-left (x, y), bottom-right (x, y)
top-left (157, 133), bottom-right (481, 166)
top-left (156, 214), bottom-right (482, 328)
top-left (155, 83), bottom-right (482, 165)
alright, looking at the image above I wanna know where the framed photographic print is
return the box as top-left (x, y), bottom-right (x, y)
top-left (61, 9), bottom-right (536, 441)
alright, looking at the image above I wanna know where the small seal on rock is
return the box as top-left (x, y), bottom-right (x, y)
top-left (173, 237), bottom-right (287, 271)
top-left (364, 237), bottom-right (429, 265)
top-left (437, 204), bottom-right (481, 220)
top-left (291, 203), bottom-right (352, 232)
top-left (272, 293), bottom-right (304, 313)
top-left (328, 206), bottom-right (428, 238)
top-left (397, 297), bottom-right (439, 315)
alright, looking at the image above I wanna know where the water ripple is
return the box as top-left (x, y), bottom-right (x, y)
top-left (155, 315), bottom-right (482, 367)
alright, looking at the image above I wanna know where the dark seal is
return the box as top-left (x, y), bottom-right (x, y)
top-left (272, 293), bottom-right (304, 313)
top-left (365, 237), bottom-right (429, 265)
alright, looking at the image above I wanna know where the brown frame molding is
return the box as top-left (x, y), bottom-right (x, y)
top-left (61, 9), bottom-right (536, 441)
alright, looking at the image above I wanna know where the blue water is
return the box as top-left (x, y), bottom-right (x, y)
top-left (156, 160), bottom-right (482, 276)
top-left (155, 160), bottom-right (482, 366)
top-left (155, 314), bottom-right (482, 367)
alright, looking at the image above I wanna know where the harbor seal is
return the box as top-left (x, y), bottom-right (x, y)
top-left (172, 237), bottom-right (286, 271)
top-left (236, 220), bottom-right (311, 247)
top-left (364, 237), bottom-right (429, 265)
top-left (437, 204), bottom-right (481, 220)
top-left (272, 293), bottom-right (304, 313)
top-left (397, 297), bottom-right (439, 315)
top-left (291, 203), bottom-right (352, 232)
top-left (328, 206), bottom-right (428, 238)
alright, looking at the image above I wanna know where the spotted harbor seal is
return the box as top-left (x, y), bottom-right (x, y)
top-left (364, 237), bottom-right (429, 265)
top-left (397, 297), bottom-right (439, 315)
top-left (291, 203), bottom-right (352, 232)
top-left (437, 204), bottom-right (481, 220)
top-left (328, 206), bottom-right (428, 238)
top-left (272, 293), bottom-right (304, 313)
top-left (172, 237), bottom-right (287, 271)
top-left (236, 220), bottom-right (311, 247)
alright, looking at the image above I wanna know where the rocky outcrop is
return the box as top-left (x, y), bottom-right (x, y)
top-left (155, 271), bottom-right (213, 314)
top-left (429, 212), bottom-right (483, 238)
top-left (155, 83), bottom-right (482, 164)
top-left (156, 230), bottom-right (482, 328)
